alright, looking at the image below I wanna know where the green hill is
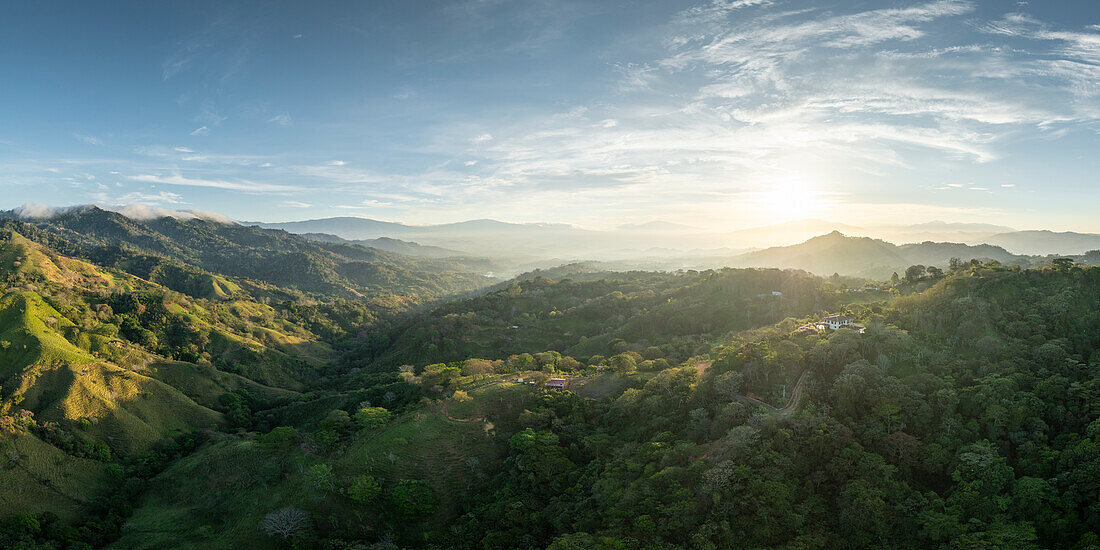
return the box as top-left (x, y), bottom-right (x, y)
top-left (731, 231), bottom-right (1037, 278)
top-left (2, 207), bottom-right (496, 299)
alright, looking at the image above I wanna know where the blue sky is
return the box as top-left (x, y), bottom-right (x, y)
top-left (1, 0), bottom-right (1099, 231)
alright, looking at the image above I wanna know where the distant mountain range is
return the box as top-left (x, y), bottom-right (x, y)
top-left (12, 206), bottom-right (1100, 280)
top-left (244, 215), bottom-right (1100, 265)
top-left (983, 230), bottom-right (1100, 256)
top-left (243, 216), bottom-right (413, 239)
top-left (301, 233), bottom-right (467, 259)
top-left (728, 231), bottom-right (1034, 279)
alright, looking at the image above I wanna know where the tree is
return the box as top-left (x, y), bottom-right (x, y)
top-left (527, 371), bottom-right (550, 386)
top-left (558, 356), bottom-right (582, 371)
top-left (348, 474), bottom-right (381, 504)
top-left (904, 265), bottom-right (926, 282)
top-left (319, 409), bottom-right (351, 433)
top-left (548, 533), bottom-right (628, 549)
top-left (714, 371), bottom-right (745, 401)
top-left (260, 426), bottom-right (298, 452)
top-left (890, 272), bottom-right (900, 286)
top-left (388, 480), bottom-right (440, 519)
top-left (926, 266), bottom-right (943, 279)
top-left (261, 507), bottom-right (308, 541)
top-left (462, 358), bottom-right (494, 376)
top-left (609, 352), bottom-right (637, 374)
top-left (1049, 258), bottom-right (1074, 272)
top-left (507, 353), bottom-right (536, 371)
top-left (308, 463), bottom-right (335, 491)
top-left (355, 407), bottom-right (392, 429)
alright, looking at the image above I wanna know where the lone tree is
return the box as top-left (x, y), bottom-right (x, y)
top-left (261, 507), bottom-right (308, 541)
top-left (1050, 257), bottom-right (1074, 272)
top-left (904, 265), bottom-right (926, 282)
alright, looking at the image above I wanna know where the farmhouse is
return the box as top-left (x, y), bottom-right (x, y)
top-left (545, 378), bottom-right (567, 389)
top-left (820, 314), bottom-right (852, 330)
top-left (806, 314), bottom-right (867, 334)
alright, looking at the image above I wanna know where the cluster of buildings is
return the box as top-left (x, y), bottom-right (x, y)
top-left (514, 377), bottom-right (569, 389)
top-left (795, 314), bottom-right (866, 335)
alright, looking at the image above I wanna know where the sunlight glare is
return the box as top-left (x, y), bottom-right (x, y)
top-left (754, 173), bottom-right (827, 223)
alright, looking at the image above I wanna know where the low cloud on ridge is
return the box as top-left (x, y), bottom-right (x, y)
top-left (11, 202), bottom-right (236, 224)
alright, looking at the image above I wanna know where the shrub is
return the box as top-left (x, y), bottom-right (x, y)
top-left (387, 480), bottom-right (440, 519)
top-left (259, 426), bottom-right (298, 452)
top-left (347, 474), bottom-right (381, 504)
top-left (354, 407), bottom-right (392, 429)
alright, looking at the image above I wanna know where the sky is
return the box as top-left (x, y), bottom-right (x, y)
top-left (1, 0), bottom-right (1099, 231)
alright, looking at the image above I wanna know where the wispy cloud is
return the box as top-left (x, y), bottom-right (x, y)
top-left (190, 126), bottom-right (210, 136)
top-left (114, 190), bottom-right (185, 204)
top-left (268, 113), bottom-right (293, 126)
top-left (127, 172), bottom-right (298, 193)
top-left (73, 133), bottom-right (105, 146)
top-left (407, 0), bottom-right (1098, 228)
top-left (334, 198), bottom-right (395, 209)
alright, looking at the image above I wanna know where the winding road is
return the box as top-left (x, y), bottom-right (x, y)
top-left (732, 369), bottom-right (810, 417)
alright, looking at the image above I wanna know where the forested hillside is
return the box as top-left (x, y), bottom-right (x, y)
top-left (353, 267), bottom-right (880, 369)
top-left (1, 207), bottom-right (495, 299)
top-left (1, 224), bottom-right (1098, 549)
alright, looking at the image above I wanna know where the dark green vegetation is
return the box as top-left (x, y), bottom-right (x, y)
top-left (1, 213), bottom-right (1099, 549)
top-left (356, 266), bottom-right (869, 369)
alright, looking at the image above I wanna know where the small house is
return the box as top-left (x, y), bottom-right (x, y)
top-left (545, 378), bottom-right (567, 390)
top-left (821, 314), bottom-right (853, 330)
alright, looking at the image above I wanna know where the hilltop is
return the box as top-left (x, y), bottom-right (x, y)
top-left (730, 230), bottom-right (1038, 279)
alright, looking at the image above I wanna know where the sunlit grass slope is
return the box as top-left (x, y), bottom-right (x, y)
top-left (0, 291), bottom-right (223, 454)
top-left (11, 361), bottom-right (223, 455)
top-left (0, 291), bottom-right (95, 381)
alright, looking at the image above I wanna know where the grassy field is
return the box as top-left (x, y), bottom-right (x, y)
top-left (0, 291), bottom-right (95, 383)
top-left (12, 361), bottom-right (224, 455)
top-left (446, 376), bottom-right (532, 420)
top-left (111, 435), bottom-right (299, 549)
top-left (140, 360), bottom-right (295, 409)
top-left (0, 433), bottom-right (108, 522)
top-left (570, 371), bottom-right (653, 399)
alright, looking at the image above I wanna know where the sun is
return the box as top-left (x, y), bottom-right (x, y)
top-left (754, 173), bottom-right (829, 223)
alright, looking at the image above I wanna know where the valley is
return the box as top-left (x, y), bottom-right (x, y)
top-left (0, 210), bottom-right (1097, 548)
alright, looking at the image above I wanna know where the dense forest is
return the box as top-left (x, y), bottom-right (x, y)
top-left (0, 214), bottom-right (1098, 549)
